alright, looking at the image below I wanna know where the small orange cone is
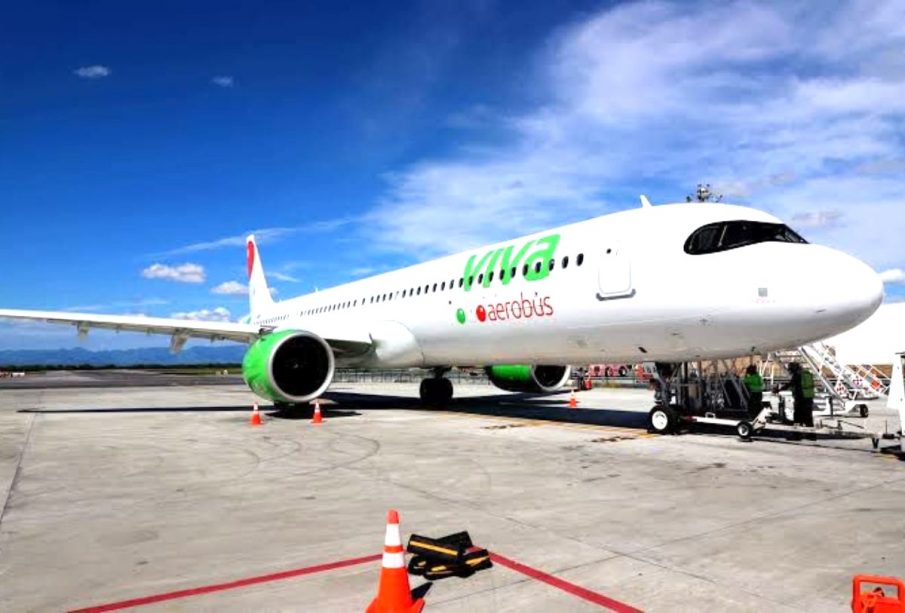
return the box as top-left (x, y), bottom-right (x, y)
top-left (250, 402), bottom-right (262, 426)
top-left (568, 390), bottom-right (578, 408)
top-left (367, 510), bottom-right (424, 613)
top-left (311, 399), bottom-right (323, 425)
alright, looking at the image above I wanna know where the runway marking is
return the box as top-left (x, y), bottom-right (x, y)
top-left (67, 553), bottom-right (381, 612)
top-left (69, 551), bottom-right (644, 612)
top-left (491, 553), bottom-right (642, 612)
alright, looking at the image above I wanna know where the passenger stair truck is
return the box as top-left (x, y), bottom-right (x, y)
top-left (766, 342), bottom-right (883, 417)
top-left (888, 352), bottom-right (905, 454)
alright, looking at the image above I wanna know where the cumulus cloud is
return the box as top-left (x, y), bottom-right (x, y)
top-left (211, 75), bottom-right (235, 88)
top-left (879, 269), bottom-right (905, 284)
top-left (211, 280), bottom-right (247, 295)
top-left (171, 307), bottom-right (231, 322)
top-left (141, 263), bottom-right (206, 283)
top-left (365, 0), bottom-right (905, 269)
top-left (74, 65), bottom-right (111, 79)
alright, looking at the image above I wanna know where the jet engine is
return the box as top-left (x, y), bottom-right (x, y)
top-left (242, 330), bottom-right (335, 403)
top-left (485, 364), bottom-right (571, 393)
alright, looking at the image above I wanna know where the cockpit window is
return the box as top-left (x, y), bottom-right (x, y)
top-left (684, 221), bottom-right (807, 255)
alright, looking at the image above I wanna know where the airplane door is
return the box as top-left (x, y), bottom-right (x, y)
top-left (597, 245), bottom-right (634, 299)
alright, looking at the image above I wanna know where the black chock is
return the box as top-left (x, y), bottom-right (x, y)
top-left (406, 530), bottom-right (493, 580)
top-left (407, 532), bottom-right (471, 563)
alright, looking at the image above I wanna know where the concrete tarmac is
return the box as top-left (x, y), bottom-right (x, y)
top-left (0, 376), bottom-right (903, 612)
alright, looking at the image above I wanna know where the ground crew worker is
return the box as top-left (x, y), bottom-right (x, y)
top-left (783, 362), bottom-right (816, 439)
top-left (743, 364), bottom-right (763, 419)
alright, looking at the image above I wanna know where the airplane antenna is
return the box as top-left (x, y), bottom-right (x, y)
top-left (639, 195), bottom-right (652, 208)
top-left (686, 183), bottom-right (723, 203)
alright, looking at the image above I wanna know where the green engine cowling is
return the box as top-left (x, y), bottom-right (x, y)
top-left (243, 330), bottom-right (335, 403)
top-left (485, 364), bottom-right (571, 393)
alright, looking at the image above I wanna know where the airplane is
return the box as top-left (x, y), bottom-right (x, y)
top-left (0, 198), bottom-right (884, 410)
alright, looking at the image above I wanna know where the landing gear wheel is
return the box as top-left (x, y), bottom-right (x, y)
top-left (736, 420), bottom-right (753, 440)
top-left (859, 404), bottom-right (869, 418)
top-left (440, 378), bottom-right (453, 404)
top-left (419, 378), bottom-right (453, 407)
top-left (648, 406), bottom-right (676, 434)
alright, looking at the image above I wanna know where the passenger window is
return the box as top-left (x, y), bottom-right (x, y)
top-left (577, 253), bottom-right (584, 266)
top-left (548, 259), bottom-right (554, 272)
top-left (417, 287), bottom-right (421, 295)
top-left (562, 256), bottom-right (569, 269)
top-left (468, 276), bottom-right (474, 287)
top-left (478, 274), bottom-right (484, 285)
top-left (432, 283), bottom-right (437, 292)
top-left (534, 261), bottom-right (542, 273)
top-left (500, 269), bottom-right (507, 281)
top-left (441, 281), bottom-right (446, 290)
top-left (488, 271), bottom-right (494, 283)
top-left (510, 266), bottom-right (516, 279)
top-left (458, 278), bottom-right (463, 288)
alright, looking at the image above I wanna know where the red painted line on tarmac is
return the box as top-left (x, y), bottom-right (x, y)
top-left (69, 550), bottom-right (641, 612)
top-left (490, 552), bottom-right (643, 612)
top-left (68, 553), bottom-right (382, 613)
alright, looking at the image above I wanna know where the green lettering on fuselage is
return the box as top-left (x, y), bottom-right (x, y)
top-left (462, 250), bottom-right (496, 291)
top-left (462, 233), bottom-right (561, 291)
top-left (497, 241), bottom-right (534, 285)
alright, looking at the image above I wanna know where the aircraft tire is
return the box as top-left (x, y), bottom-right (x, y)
top-left (419, 378), bottom-right (452, 407)
top-left (648, 406), bottom-right (675, 434)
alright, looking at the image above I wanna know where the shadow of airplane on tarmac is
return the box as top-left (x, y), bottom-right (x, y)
top-left (322, 390), bottom-right (650, 431)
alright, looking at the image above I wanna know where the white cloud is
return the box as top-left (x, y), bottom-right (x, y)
top-left (74, 65), bottom-right (111, 79)
top-left (211, 76), bottom-right (235, 88)
top-left (63, 298), bottom-right (169, 312)
top-left (791, 209), bottom-right (844, 229)
top-left (171, 307), bottom-right (232, 322)
top-left (152, 219), bottom-right (353, 257)
top-left (211, 280), bottom-right (247, 295)
top-left (268, 271), bottom-right (299, 282)
top-left (879, 269), bottom-right (905, 284)
top-left (365, 0), bottom-right (905, 270)
top-left (141, 263), bottom-right (206, 283)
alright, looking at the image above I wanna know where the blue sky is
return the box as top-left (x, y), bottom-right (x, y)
top-left (2, 0), bottom-right (905, 350)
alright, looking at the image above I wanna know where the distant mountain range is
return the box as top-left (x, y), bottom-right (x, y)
top-left (0, 345), bottom-right (246, 367)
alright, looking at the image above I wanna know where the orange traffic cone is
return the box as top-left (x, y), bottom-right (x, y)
top-left (311, 399), bottom-right (323, 425)
top-left (367, 510), bottom-right (424, 613)
top-left (250, 402), bottom-right (262, 426)
top-left (568, 390), bottom-right (578, 408)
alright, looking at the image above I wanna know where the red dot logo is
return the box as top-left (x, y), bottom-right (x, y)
top-left (475, 305), bottom-right (486, 322)
top-left (246, 241), bottom-right (255, 278)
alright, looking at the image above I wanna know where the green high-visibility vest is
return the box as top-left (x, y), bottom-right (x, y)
top-left (801, 370), bottom-right (815, 399)
top-left (744, 373), bottom-right (764, 393)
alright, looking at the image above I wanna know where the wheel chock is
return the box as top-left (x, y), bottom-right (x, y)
top-left (406, 531), bottom-right (492, 580)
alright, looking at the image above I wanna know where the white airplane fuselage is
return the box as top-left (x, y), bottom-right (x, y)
top-left (251, 202), bottom-right (884, 368)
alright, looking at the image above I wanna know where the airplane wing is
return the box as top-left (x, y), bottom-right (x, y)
top-left (0, 309), bottom-right (373, 355)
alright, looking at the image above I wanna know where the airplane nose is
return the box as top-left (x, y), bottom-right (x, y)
top-left (815, 248), bottom-right (884, 329)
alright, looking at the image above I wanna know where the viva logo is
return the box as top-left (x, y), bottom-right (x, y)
top-left (461, 233), bottom-right (560, 292)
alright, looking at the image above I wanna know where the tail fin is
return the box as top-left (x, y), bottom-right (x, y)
top-left (246, 235), bottom-right (275, 321)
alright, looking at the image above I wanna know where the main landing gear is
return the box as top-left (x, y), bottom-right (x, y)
top-left (420, 369), bottom-right (453, 407)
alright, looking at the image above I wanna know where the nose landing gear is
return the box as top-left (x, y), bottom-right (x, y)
top-left (419, 369), bottom-right (453, 407)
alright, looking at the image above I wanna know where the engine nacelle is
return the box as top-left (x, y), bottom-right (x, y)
top-left (485, 364), bottom-right (572, 393)
top-left (242, 330), bottom-right (335, 403)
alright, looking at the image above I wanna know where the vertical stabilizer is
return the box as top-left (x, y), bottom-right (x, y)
top-left (246, 235), bottom-right (274, 322)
